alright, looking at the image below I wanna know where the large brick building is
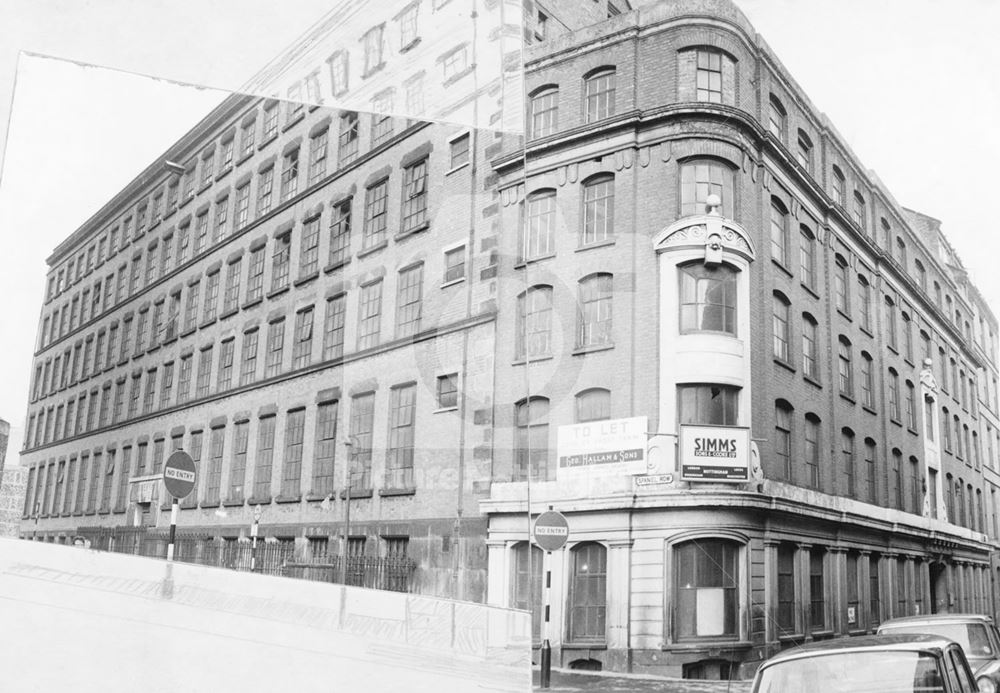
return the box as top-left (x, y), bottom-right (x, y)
top-left (479, 0), bottom-right (1000, 680)
top-left (14, 0), bottom-right (1000, 680)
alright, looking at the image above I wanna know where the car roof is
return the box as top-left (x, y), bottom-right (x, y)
top-left (880, 614), bottom-right (995, 628)
top-left (760, 634), bottom-right (958, 668)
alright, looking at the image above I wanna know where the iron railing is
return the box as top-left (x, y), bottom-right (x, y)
top-left (74, 525), bottom-right (417, 592)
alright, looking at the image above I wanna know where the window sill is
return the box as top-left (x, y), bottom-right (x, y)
top-left (242, 296), bottom-right (263, 310)
top-left (562, 642), bottom-right (607, 651)
top-left (236, 151), bottom-right (254, 167)
top-left (257, 134), bottom-right (278, 151)
top-left (162, 335), bottom-right (178, 347)
top-left (294, 271), bottom-right (319, 287)
top-left (440, 277), bottom-right (465, 289)
top-left (222, 498), bottom-right (245, 507)
top-left (395, 221), bottom-right (430, 242)
top-left (199, 317), bottom-right (217, 330)
top-left (198, 181), bottom-right (212, 195)
top-left (576, 238), bottom-right (616, 253)
top-left (571, 343), bottom-right (614, 356)
top-left (907, 427), bottom-right (919, 436)
top-left (147, 344), bottom-right (161, 355)
top-left (181, 327), bottom-right (196, 338)
top-left (860, 325), bottom-right (874, 338)
top-left (514, 253), bottom-right (555, 269)
top-left (772, 258), bottom-right (793, 279)
top-left (282, 113), bottom-right (305, 132)
top-left (361, 62), bottom-right (386, 80)
top-left (890, 418), bottom-right (903, 427)
top-left (275, 494), bottom-right (301, 504)
top-left (305, 492), bottom-right (334, 502)
top-left (442, 64), bottom-right (476, 88)
top-left (247, 495), bottom-right (272, 506)
top-left (511, 355), bottom-right (554, 366)
top-left (163, 209), bottom-right (177, 222)
top-left (266, 285), bottom-right (290, 300)
top-left (804, 375), bottom-right (822, 388)
top-left (802, 283), bottom-right (820, 301)
top-left (219, 307), bottom-right (239, 321)
top-left (324, 258), bottom-right (351, 274)
top-left (434, 406), bottom-right (459, 414)
top-left (379, 488), bottom-right (416, 497)
top-left (339, 489), bottom-right (373, 500)
top-left (356, 240), bottom-right (388, 259)
top-left (840, 393), bottom-right (856, 405)
top-left (445, 162), bottom-right (469, 176)
top-left (887, 345), bottom-right (899, 356)
top-left (399, 37), bottom-right (421, 54)
top-left (836, 307), bottom-right (852, 321)
top-left (215, 167), bottom-right (232, 183)
top-left (774, 358), bottom-right (795, 374)
top-left (200, 500), bottom-right (220, 509)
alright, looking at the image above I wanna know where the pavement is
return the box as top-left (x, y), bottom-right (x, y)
top-left (533, 669), bottom-right (753, 692)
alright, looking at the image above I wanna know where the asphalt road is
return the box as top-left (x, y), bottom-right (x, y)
top-left (535, 670), bottom-right (753, 692)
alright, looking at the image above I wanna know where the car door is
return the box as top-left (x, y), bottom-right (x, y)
top-left (948, 644), bottom-right (979, 692)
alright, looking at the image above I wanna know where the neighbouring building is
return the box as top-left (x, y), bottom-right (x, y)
top-left (15, 0), bottom-right (1000, 680)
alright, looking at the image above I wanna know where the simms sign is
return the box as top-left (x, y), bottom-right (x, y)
top-left (679, 424), bottom-right (751, 482)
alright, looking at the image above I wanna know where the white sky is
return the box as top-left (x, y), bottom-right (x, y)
top-left (0, 0), bottom-right (998, 462)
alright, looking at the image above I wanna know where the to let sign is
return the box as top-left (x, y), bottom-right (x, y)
top-left (533, 511), bottom-right (569, 552)
top-left (556, 416), bottom-right (648, 479)
top-left (162, 451), bottom-right (197, 499)
top-left (679, 424), bottom-right (751, 482)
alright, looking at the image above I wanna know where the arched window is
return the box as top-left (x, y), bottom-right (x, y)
top-left (799, 226), bottom-right (816, 287)
top-left (881, 218), bottom-right (892, 249)
top-left (575, 388), bottom-right (611, 423)
top-left (674, 538), bottom-right (740, 639)
top-left (583, 67), bottom-right (616, 122)
top-left (896, 237), bottom-right (907, 267)
top-left (905, 380), bottom-right (917, 430)
top-left (578, 273), bottom-right (613, 348)
top-left (888, 367), bottom-right (900, 421)
top-left (860, 351), bottom-right (875, 409)
top-left (802, 314), bottom-right (819, 381)
top-left (842, 428), bottom-right (856, 498)
top-left (902, 312), bottom-right (913, 361)
top-left (924, 394), bottom-right (935, 441)
top-left (864, 438), bottom-right (877, 503)
top-left (834, 255), bottom-right (850, 314)
top-left (934, 281), bottom-right (943, 308)
top-left (915, 259), bottom-right (926, 291)
top-left (770, 199), bottom-right (789, 265)
top-left (838, 336), bottom-right (853, 397)
top-left (775, 400), bottom-right (793, 480)
top-left (857, 274), bottom-right (871, 330)
top-left (529, 85), bottom-right (559, 138)
top-left (796, 129), bottom-right (813, 171)
top-left (884, 296), bottom-right (897, 350)
top-left (805, 413), bottom-right (821, 488)
top-left (909, 456), bottom-right (922, 516)
top-left (852, 191), bottom-right (867, 231)
top-left (891, 448), bottom-right (903, 510)
top-left (516, 285), bottom-right (553, 359)
top-left (831, 166), bottom-right (845, 206)
top-left (511, 542), bottom-right (543, 640)
top-left (581, 174), bottom-right (615, 244)
top-left (945, 472), bottom-right (955, 523)
top-left (942, 406), bottom-right (952, 451)
top-left (768, 95), bottom-right (786, 140)
top-left (679, 158), bottom-right (735, 218)
top-left (568, 542), bottom-right (607, 642)
top-left (772, 292), bottom-right (790, 362)
top-left (514, 397), bottom-right (549, 481)
top-left (955, 416), bottom-right (963, 459)
top-left (678, 263), bottom-right (737, 335)
top-left (524, 189), bottom-right (556, 260)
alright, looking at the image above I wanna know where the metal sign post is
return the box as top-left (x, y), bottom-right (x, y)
top-left (162, 451), bottom-right (197, 562)
top-left (533, 508), bottom-right (569, 689)
top-left (250, 504), bottom-right (262, 572)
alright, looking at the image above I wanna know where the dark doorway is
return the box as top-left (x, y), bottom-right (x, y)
top-left (930, 562), bottom-right (946, 614)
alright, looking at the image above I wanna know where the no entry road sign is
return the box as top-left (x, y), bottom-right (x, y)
top-left (162, 451), bottom-right (197, 499)
top-left (533, 510), bottom-right (569, 552)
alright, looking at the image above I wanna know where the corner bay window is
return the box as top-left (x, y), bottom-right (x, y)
top-left (675, 539), bottom-right (739, 639)
top-left (679, 263), bottom-right (737, 335)
top-left (678, 384), bottom-right (739, 426)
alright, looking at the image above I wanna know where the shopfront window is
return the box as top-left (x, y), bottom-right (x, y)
top-left (675, 538), bottom-right (740, 639)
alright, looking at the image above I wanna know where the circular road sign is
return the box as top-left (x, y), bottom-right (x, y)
top-left (162, 450), bottom-right (197, 499)
top-left (533, 510), bottom-right (569, 552)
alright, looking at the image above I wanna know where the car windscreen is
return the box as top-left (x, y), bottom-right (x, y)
top-left (754, 651), bottom-right (944, 693)
top-left (881, 623), bottom-right (994, 658)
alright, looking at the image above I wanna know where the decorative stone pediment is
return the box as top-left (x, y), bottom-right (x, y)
top-left (653, 201), bottom-right (755, 262)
